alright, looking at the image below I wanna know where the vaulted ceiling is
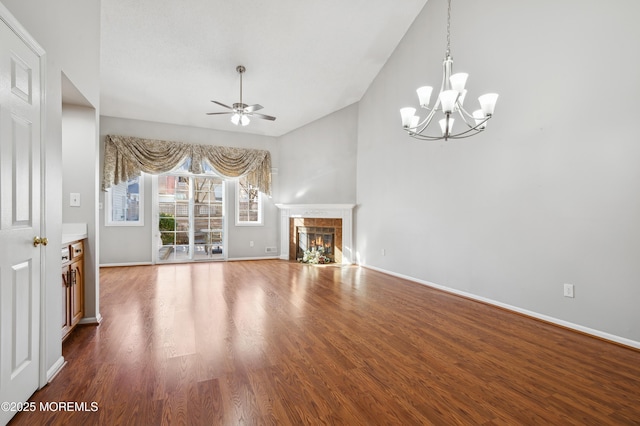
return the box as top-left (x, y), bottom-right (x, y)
top-left (100, 0), bottom-right (428, 137)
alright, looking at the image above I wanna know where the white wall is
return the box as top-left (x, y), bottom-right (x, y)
top-left (99, 116), bottom-right (280, 264)
top-left (278, 104), bottom-right (358, 204)
top-left (62, 104), bottom-right (99, 322)
top-left (356, 0), bottom-right (640, 344)
top-left (2, 0), bottom-right (100, 375)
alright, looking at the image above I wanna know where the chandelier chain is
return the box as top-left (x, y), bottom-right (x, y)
top-left (446, 0), bottom-right (452, 57)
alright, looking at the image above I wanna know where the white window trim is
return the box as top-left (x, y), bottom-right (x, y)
top-left (105, 175), bottom-right (144, 227)
top-left (235, 178), bottom-right (263, 226)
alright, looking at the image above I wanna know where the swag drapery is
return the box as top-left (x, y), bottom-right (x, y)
top-left (101, 135), bottom-right (272, 195)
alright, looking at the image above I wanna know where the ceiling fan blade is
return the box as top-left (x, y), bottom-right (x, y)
top-left (206, 112), bottom-right (233, 115)
top-left (210, 100), bottom-right (233, 110)
top-left (250, 112), bottom-right (276, 121)
top-left (244, 104), bottom-right (263, 113)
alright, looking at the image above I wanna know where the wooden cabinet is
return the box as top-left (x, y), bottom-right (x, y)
top-left (61, 240), bottom-right (84, 340)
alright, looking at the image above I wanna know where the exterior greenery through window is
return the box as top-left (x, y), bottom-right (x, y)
top-left (105, 175), bottom-right (143, 226)
top-left (236, 175), bottom-right (262, 225)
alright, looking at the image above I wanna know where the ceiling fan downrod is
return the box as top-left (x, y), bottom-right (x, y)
top-left (236, 65), bottom-right (246, 110)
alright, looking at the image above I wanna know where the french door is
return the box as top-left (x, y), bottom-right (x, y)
top-left (155, 173), bottom-right (225, 262)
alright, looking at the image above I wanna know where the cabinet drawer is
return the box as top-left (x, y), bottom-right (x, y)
top-left (70, 241), bottom-right (84, 259)
top-left (61, 247), bottom-right (71, 264)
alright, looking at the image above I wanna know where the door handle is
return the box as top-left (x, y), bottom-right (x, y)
top-left (33, 236), bottom-right (48, 247)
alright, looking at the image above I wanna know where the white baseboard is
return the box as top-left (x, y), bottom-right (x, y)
top-left (100, 258), bottom-right (282, 266)
top-left (78, 313), bottom-right (102, 325)
top-left (227, 256), bottom-right (281, 262)
top-left (362, 264), bottom-right (640, 350)
top-left (100, 261), bottom-right (153, 267)
top-left (46, 356), bottom-right (66, 383)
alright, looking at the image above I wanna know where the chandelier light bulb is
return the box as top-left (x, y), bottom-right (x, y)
top-left (400, 107), bottom-right (417, 128)
top-left (478, 93), bottom-right (499, 116)
top-left (449, 73), bottom-right (468, 92)
top-left (416, 86), bottom-right (433, 107)
top-left (473, 110), bottom-right (487, 129)
top-left (439, 90), bottom-right (458, 114)
top-left (439, 117), bottom-right (454, 135)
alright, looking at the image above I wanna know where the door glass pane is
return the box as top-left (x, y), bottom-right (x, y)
top-left (193, 177), bottom-right (224, 260)
top-left (157, 173), bottom-right (224, 262)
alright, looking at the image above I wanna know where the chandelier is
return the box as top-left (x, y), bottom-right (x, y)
top-left (400, 0), bottom-right (498, 141)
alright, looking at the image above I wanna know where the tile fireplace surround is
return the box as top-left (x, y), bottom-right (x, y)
top-left (275, 204), bottom-right (356, 264)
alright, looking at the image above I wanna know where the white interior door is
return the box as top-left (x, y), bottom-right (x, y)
top-left (0, 10), bottom-right (43, 426)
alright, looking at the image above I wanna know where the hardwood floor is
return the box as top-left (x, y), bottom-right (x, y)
top-left (11, 260), bottom-right (640, 425)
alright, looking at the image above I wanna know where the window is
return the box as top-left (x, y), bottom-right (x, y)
top-left (105, 175), bottom-right (143, 226)
top-left (236, 176), bottom-right (262, 226)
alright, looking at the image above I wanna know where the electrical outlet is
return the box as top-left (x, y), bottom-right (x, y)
top-left (563, 283), bottom-right (575, 298)
top-left (249, 241), bottom-right (254, 247)
top-left (382, 248), bottom-right (386, 256)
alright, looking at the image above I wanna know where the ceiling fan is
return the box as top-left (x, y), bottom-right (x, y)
top-left (207, 65), bottom-right (276, 126)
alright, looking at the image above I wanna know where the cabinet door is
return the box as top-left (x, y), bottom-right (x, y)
top-left (61, 267), bottom-right (71, 338)
top-left (70, 260), bottom-right (84, 327)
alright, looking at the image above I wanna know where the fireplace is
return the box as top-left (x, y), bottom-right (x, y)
top-left (292, 219), bottom-right (342, 262)
top-left (275, 204), bottom-right (355, 264)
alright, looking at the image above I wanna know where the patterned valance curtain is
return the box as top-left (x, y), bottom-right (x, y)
top-left (102, 135), bottom-right (272, 195)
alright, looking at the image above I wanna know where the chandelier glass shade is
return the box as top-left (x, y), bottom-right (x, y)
top-left (400, 0), bottom-right (498, 141)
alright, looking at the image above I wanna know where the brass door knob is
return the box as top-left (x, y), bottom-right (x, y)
top-left (33, 237), bottom-right (48, 247)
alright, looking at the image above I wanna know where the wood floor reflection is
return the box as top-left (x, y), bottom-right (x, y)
top-left (11, 260), bottom-right (640, 425)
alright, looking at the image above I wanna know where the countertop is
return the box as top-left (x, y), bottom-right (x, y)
top-left (62, 223), bottom-right (87, 245)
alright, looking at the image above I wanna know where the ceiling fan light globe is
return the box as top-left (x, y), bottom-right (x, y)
top-left (231, 113), bottom-right (240, 125)
top-left (241, 115), bottom-right (250, 126)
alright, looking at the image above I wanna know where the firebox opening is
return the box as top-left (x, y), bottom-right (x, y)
top-left (289, 217), bottom-right (343, 264)
top-left (297, 227), bottom-right (335, 262)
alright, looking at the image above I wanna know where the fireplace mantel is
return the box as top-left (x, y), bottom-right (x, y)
top-left (275, 204), bottom-right (355, 264)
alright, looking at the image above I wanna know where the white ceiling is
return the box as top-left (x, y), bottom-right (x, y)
top-left (100, 0), bottom-right (428, 137)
